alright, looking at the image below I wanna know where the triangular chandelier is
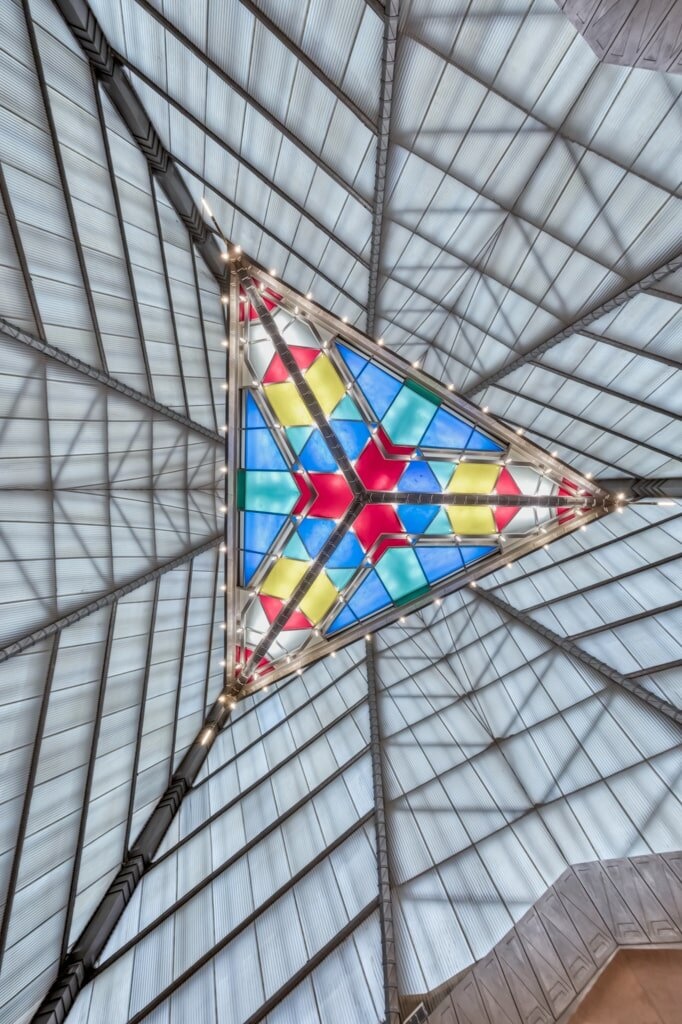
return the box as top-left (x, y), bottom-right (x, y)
top-left (224, 259), bottom-right (611, 692)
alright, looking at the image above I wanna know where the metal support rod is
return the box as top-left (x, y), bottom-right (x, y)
top-left (598, 478), bottom-right (682, 500)
top-left (475, 587), bottom-right (682, 727)
top-left (0, 534), bottom-right (221, 663)
top-left (367, 0), bottom-right (399, 337)
top-left (0, 318), bottom-right (222, 444)
top-left (366, 636), bottom-right (401, 1023)
top-left (463, 251), bottom-right (682, 397)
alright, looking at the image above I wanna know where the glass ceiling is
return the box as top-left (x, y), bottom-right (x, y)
top-left (235, 269), bottom-right (606, 687)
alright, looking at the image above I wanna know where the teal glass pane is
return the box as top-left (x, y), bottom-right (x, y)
top-left (284, 533), bottom-right (309, 561)
top-left (286, 426), bottom-right (313, 454)
top-left (428, 461), bottom-right (455, 489)
top-left (327, 567), bottom-right (356, 589)
top-left (244, 471), bottom-right (300, 514)
top-left (382, 387), bottom-right (438, 446)
top-left (425, 508), bottom-right (453, 534)
top-left (331, 395), bottom-right (363, 420)
top-left (375, 547), bottom-right (427, 601)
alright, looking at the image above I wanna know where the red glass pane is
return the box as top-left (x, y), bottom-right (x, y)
top-left (353, 504), bottom-right (407, 562)
top-left (308, 473), bottom-right (354, 519)
top-left (355, 438), bottom-right (408, 491)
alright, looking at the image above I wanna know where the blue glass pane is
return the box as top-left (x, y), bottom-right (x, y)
top-left (245, 428), bottom-right (287, 470)
top-left (348, 571), bottom-right (392, 619)
top-left (300, 430), bottom-right (337, 472)
top-left (356, 362), bottom-right (401, 419)
top-left (286, 426), bottom-right (313, 454)
top-left (298, 517), bottom-right (336, 557)
top-left (245, 392), bottom-right (267, 429)
top-left (243, 550), bottom-right (264, 584)
top-left (398, 461), bottom-right (442, 492)
top-left (467, 429), bottom-right (503, 452)
top-left (398, 504), bottom-right (438, 534)
top-left (414, 546), bottom-right (464, 583)
top-left (332, 419), bottom-right (370, 461)
top-left (243, 511), bottom-right (287, 553)
top-left (336, 342), bottom-right (367, 378)
top-left (461, 545), bottom-right (495, 565)
top-left (327, 604), bottom-right (357, 634)
top-left (327, 530), bottom-right (364, 568)
top-left (421, 408), bottom-right (474, 449)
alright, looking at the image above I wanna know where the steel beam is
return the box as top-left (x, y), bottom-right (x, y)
top-left (0, 318), bottom-right (222, 444)
top-left (475, 587), bottom-right (682, 726)
top-left (0, 534), bottom-right (221, 663)
top-left (366, 636), bottom-right (401, 1024)
top-left (598, 477), bottom-right (682, 499)
top-left (367, 0), bottom-right (399, 337)
top-left (464, 251), bottom-right (682, 397)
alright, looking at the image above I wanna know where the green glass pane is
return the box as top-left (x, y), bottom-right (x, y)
top-left (244, 471), bottom-right (300, 515)
top-left (382, 387), bottom-right (438, 446)
top-left (375, 547), bottom-right (427, 601)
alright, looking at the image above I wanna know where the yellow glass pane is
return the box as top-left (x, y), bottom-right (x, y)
top-left (446, 506), bottom-right (496, 536)
top-left (299, 572), bottom-right (337, 624)
top-left (305, 354), bottom-right (345, 416)
top-left (261, 557), bottom-right (308, 599)
top-left (265, 382), bottom-right (313, 426)
top-left (447, 462), bottom-right (500, 494)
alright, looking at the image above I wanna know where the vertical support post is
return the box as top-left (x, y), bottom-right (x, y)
top-left (224, 265), bottom-right (240, 699)
top-left (366, 635), bottom-right (401, 1024)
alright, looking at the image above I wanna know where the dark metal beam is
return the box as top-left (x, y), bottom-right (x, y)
top-left (366, 636), bottom-right (400, 1024)
top-left (367, 0), bottom-right (399, 337)
top-left (475, 586), bottom-right (682, 726)
top-left (570, 326), bottom-right (682, 370)
top-left (0, 534), bottom-right (221, 663)
top-left (130, 0), bottom-right (375, 195)
top-left (0, 161), bottom-right (46, 341)
top-left (569, 599), bottom-right (682, 640)
top-left (463, 251), bottom-right (682, 397)
top-left (32, 670), bottom-right (237, 1024)
top-left (167, 560), bottom-right (194, 785)
top-left (0, 318), bottom-right (222, 444)
top-left (598, 477), bottom-right (682, 499)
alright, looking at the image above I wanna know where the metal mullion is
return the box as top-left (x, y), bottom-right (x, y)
top-left (476, 586), bottom-right (682, 725)
top-left (627, 658), bottom-right (682, 679)
top-left (167, 559), bottom-right (194, 784)
top-left (189, 241), bottom-right (219, 433)
top-left (0, 160), bottom-right (46, 339)
top-left (22, 0), bottom-right (107, 369)
top-left (485, 378), bottom-right (678, 464)
top-left (123, 577), bottom-right (160, 856)
top-left (235, 0), bottom-right (377, 131)
top-left (367, 0), bottom-right (399, 336)
top-left (527, 358), bottom-right (681, 422)
top-left (97, 744), bottom-right (370, 970)
top-left (161, 692), bottom-right (369, 858)
top-left (570, 327), bottom-right (682, 370)
top-left (0, 533), bottom-right (221, 663)
top-left (0, 320), bottom-right (222, 444)
top-left (59, 602), bottom-right (118, 961)
top-left (148, 168), bottom-right (191, 417)
top-left (128, 0), bottom-right (373, 203)
top-left (518, 551), bottom-right (682, 612)
top-left (201, 547), bottom-right (220, 714)
top-left (223, 270), bottom-right (239, 691)
top-left (91, 66), bottom-right (155, 398)
top-left (463, 252), bottom-right (682, 397)
top-left (567, 598), bottom-right (682, 640)
top-left (365, 637), bottom-right (400, 1023)
top-left (125, 823), bottom-right (378, 1024)
top-left (0, 634), bottom-right (59, 970)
